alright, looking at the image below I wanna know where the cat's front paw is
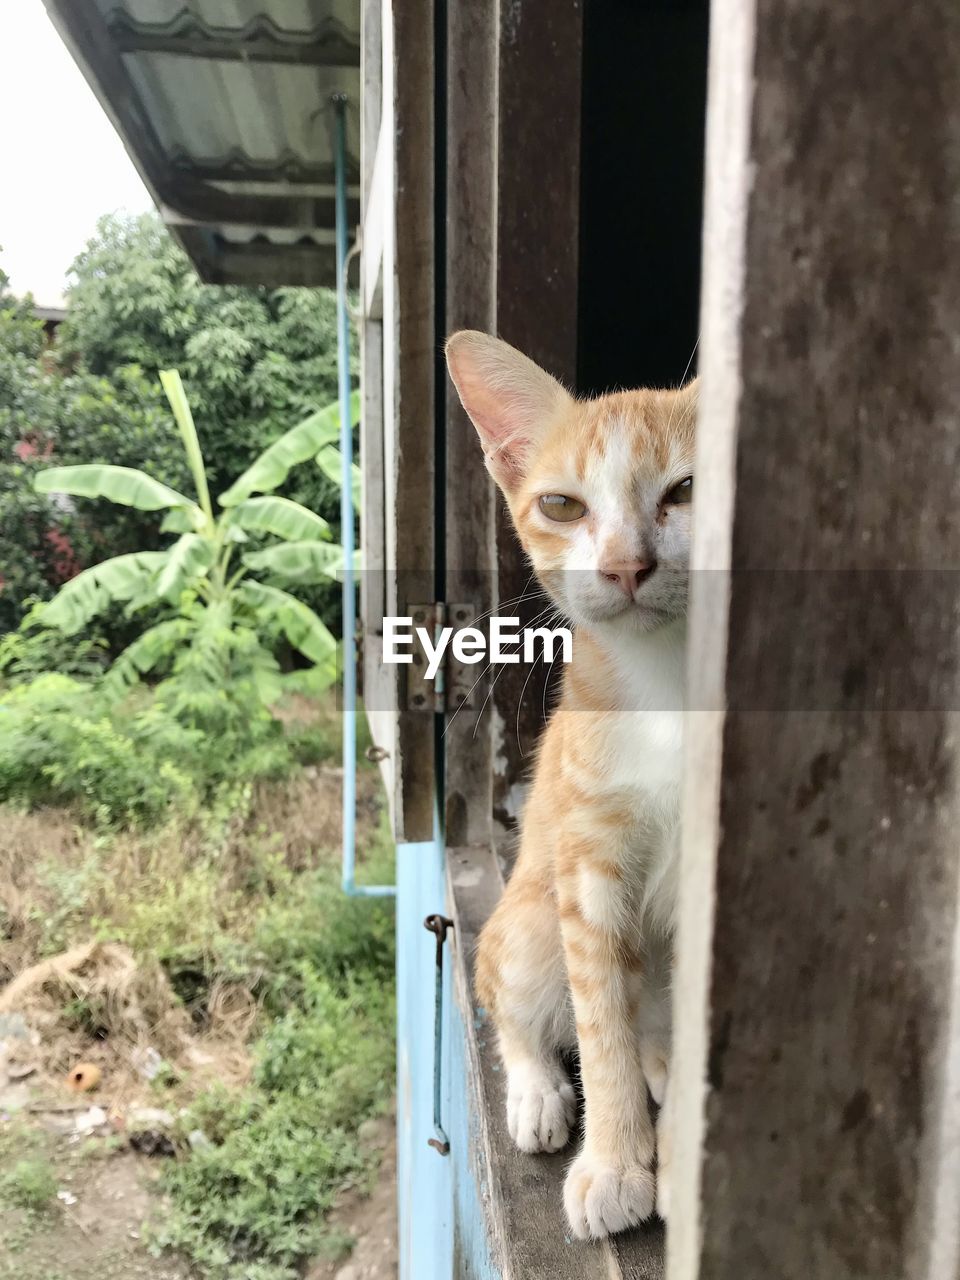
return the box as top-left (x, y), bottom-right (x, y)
top-left (563, 1152), bottom-right (656, 1239)
top-left (506, 1063), bottom-right (577, 1154)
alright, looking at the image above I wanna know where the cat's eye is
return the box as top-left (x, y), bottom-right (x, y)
top-left (538, 494), bottom-right (586, 522)
top-left (663, 476), bottom-right (693, 506)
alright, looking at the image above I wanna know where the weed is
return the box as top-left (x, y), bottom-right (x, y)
top-left (0, 692), bottom-right (396, 1279)
top-left (149, 852), bottom-right (395, 1280)
top-left (0, 1157), bottom-right (58, 1211)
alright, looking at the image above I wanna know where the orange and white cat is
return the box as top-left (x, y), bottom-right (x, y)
top-left (445, 331), bottom-right (698, 1240)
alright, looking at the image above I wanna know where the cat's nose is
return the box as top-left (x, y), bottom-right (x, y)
top-left (599, 560), bottom-right (657, 596)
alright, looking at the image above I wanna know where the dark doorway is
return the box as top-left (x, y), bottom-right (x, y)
top-left (577, 0), bottom-right (710, 395)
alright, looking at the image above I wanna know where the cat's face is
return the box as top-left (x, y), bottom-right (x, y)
top-left (446, 331), bottom-right (698, 634)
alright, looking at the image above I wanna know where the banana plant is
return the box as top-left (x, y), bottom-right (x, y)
top-left (34, 371), bottom-right (360, 708)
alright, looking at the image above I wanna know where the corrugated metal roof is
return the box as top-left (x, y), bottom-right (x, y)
top-left (44, 0), bottom-right (361, 287)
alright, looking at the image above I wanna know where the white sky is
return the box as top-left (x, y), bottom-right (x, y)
top-left (0, 3), bottom-right (153, 307)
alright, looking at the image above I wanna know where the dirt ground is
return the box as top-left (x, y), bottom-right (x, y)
top-left (0, 1132), bottom-right (191, 1280)
top-left (0, 1113), bottom-right (398, 1280)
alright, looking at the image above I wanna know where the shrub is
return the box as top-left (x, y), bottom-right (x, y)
top-left (0, 675), bottom-right (199, 826)
top-left (0, 601), bottom-right (108, 683)
top-left (152, 930), bottom-right (395, 1279)
top-left (0, 666), bottom-right (312, 828)
top-left (0, 1157), bottom-right (58, 1211)
top-left (31, 370), bottom-right (360, 728)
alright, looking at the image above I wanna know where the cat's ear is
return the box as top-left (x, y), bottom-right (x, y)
top-left (677, 376), bottom-right (699, 415)
top-left (445, 331), bottom-right (572, 489)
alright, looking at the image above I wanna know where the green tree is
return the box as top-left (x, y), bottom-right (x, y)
top-left (0, 267), bottom-right (80, 625)
top-left (0, 215), bottom-right (353, 636)
top-left (59, 213), bottom-right (352, 512)
top-left (0, 261), bottom-right (192, 630)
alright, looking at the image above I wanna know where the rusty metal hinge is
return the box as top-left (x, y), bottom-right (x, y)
top-left (405, 602), bottom-right (477, 714)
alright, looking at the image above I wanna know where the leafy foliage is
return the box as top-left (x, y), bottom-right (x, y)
top-left (24, 372), bottom-right (353, 756)
top-left (0, 263), bottom-right (191, 630)
top-left (58, 212), bottom-right (354, 527)
top-left (149, 852), bottom-right (395, 1280)
top-left (0, 675), bottom-right (199, 826)
top-left (0, 215), bottom-right (355, 635)
top-left (0, 601), bottom-right (108, 683)
top-left (0, 1157), bottom-right (58, 1211)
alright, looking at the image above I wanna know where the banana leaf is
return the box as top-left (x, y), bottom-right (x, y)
top-left (242, 540), bottom-right (345, 584)
top-left (229, 495), bottom-right (331, 542)
top-left (159, 369), bottom-right (213, 523)
top-left (156, 533), bottom-right (216, 601)
top-left (219, 392), bottom-right (359, 507)
top-left (315, 445), bottom-right (362, 508)
top-left (239, 581), bottom-right (338, 666)
top-left (35, 464), bottom-right (196, 514)
top-left (42, 552), bottom-right (168, 635)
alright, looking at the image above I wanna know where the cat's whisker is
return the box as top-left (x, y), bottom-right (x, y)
top-left (471, 658), bottom-right (510, 742)
top-left (516, 648), bottom-right (545, 757)
top-left (541, 654), bottom-right (557, 727)
top-left (515, 605), bottom-right (564, 756)
top-left (441, 656), bottom-right (494, 740)
top-left (678, 332), bottom-right (700, 387)
top-left (442, 576), bottom-right (544, 739)
top-left (471, 600), bottom-right (557, 744)
top-left (443, 601), bottom-right (549, 743)
top-left (460, 577), bottom-right (541, 631)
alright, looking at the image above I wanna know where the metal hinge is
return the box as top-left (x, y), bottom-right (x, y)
top-left (405, 602), bottom-right (477, 714)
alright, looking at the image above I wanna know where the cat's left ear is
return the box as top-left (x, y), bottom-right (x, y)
top-left (445, 330), bottom-right (573, 490)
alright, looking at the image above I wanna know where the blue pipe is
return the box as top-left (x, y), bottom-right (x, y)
top-left (333, 94), bottom-right (395, 899)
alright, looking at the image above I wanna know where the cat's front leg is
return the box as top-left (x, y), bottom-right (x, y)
top-left (558, 860), bottom-right (656, 1239)
top-left (639, 1040), bottom-right (673, 1218)
top-left (475, 866), bottom-right (578, 1155)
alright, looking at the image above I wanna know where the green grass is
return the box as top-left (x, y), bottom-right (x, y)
top-left (0, 1156), bottom-right (58, 1211)
top-left (148, 846), bottom-right (396, 1280)
top-left (1, 687), bottom-right (394, 1280)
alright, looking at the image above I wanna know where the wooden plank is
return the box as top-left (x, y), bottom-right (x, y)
top-left (358, 0), bottom-right (394, 804)
top-left (671, 1), bottom-right (960, 1278)
top-left (668, 0), bottom-right (752, 1270)
top-left (361, 0), bottom-right (386, 323)
top-left (492, 0), bottom-right (584, 847)
top-left (442, 0), bottom-right (498, 848)
top-left (388, 0), bottom-right (437, 842)
top-left (447, 845), bottom-right (665, 1279)
top-left (360, 321), bottom-right (395, 813)
top-left (362, 125), bottom-right (389, 321)
top-left (361, 0), bottom-right (382, 206)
